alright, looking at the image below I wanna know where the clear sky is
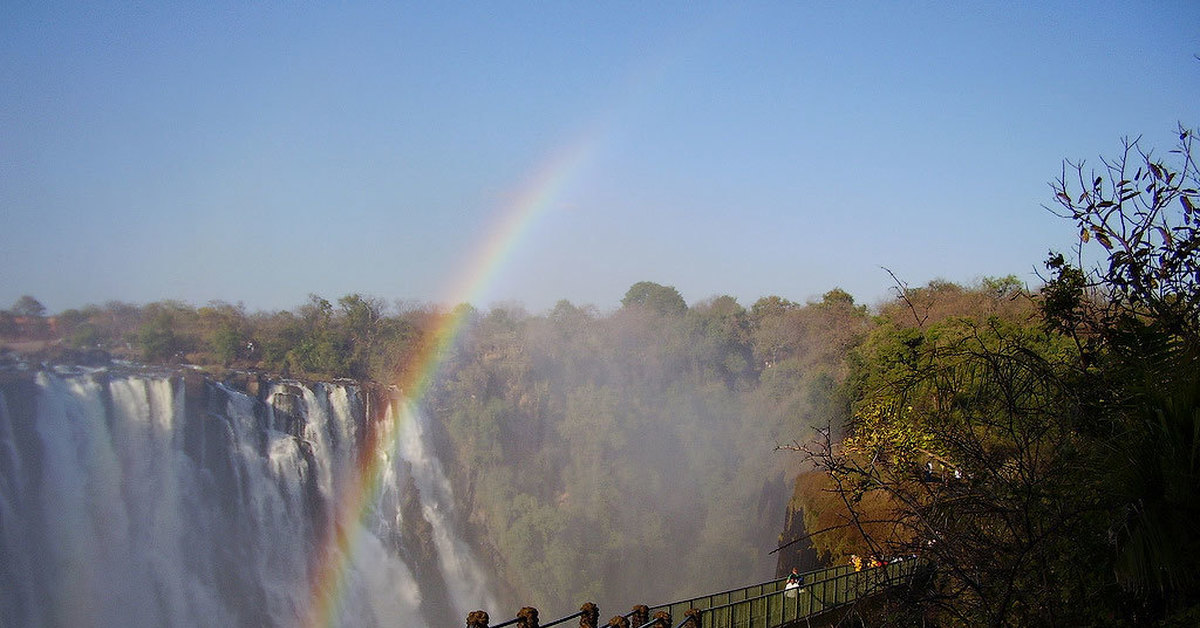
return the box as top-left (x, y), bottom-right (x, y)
top-left (2, 2), bottom-right (1197, 315)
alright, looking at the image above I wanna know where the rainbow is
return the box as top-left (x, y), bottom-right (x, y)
top-left (303, 130), bottom-right (599, 628)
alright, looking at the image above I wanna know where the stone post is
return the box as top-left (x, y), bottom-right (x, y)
top-left (466, 610), bottom-right (490, 628)
top-left (651, 610), bottom-right (670, 628)
top-left (681, 608), bottom-right (701, 628)
top-left (516, 606), bottom-right (539, 628)
top-left (629, 605), bottom-right (649, 628)
top-left (579, 602), bottom-right (599, 628)
top-left (606, 616), bottom-right (630, 628)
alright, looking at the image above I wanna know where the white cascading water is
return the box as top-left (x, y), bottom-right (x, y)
top-left (395, 402), bottom-right (495, 614)
top-left (0, 368), bottom-right (495, 628)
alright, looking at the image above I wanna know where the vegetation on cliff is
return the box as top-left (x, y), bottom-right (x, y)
top-left (787, 127), bottom-right (1200, 626)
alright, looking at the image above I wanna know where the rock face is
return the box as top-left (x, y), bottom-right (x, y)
top-left (775, 494), bottom-right (821, 577)
top-left (0, 367), bottom-right (496, 628)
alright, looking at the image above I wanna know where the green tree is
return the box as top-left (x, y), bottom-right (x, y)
top-left (138, 309), bottom-right (180, 362)
top-left (71, 323), bottom-right (103, 349)
top-left (195, 301), bottom-right (248, 366)
top-left (1044, 126), bottom-right (1200, 612)
top-left (338, 293), bottom-right (385, 378)
top-left (620, 281), bottom-right (687, 315)
top-left (55, 308), bottom-right (90, 343)
top-left (750, 295), bottom-right (799, 318)
top-left (687, 295), bottom-right (752, 385)
top-left (209, 322), bottom-right (243, 366)
top-left (100, 301), bottom-right (143, 352)
top-left (268, 294), bottom-right (351, 376)
top-left (9, 295), bottom-right (49, 338)
top-left (11, 295), bottom-right (45, 318)
top-left (817, 287), bottom-right (855, 309)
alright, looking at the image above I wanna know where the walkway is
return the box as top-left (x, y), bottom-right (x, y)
top-left (472, 559), bottom-right (924, 628)
top-left (648, 559), bottom-right (922, 628)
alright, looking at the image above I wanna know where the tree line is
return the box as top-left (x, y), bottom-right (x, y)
top-left (0, 293), bottom-right (441, 382)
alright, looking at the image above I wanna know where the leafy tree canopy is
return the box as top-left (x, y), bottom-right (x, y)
top-left (11, 295), bottom-right (45, 318)
top-left (620, 281), bottom-right (687, 315)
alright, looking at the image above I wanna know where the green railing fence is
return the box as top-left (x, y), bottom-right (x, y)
top-left (690, 560), bottom-right (920, 628)
top-left (473, 559), bottom-right (924, 628)
top-left (646, 563), bottom-right (854, 623)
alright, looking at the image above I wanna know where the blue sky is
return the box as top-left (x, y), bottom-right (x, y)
top-left (2, 2), bottom-right (1197, 315)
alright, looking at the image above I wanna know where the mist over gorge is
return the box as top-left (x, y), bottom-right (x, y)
top-left (421, 290), bottom-right (868, 614)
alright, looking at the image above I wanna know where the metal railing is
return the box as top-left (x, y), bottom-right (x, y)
top-left (481, 560), bottom-right (923, 628)
top-left (696, 560), bottom-right (921, 628)
top-left (646, 564), bottom-right (853, 622)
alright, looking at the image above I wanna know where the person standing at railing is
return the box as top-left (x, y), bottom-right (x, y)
top-left (785, 567), bottom-right (805, 597)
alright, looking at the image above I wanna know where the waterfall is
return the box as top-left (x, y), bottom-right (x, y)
top-left (0, 368), bottom-right (494, 628)
top-left (395, 402), bottom-right (495, 614)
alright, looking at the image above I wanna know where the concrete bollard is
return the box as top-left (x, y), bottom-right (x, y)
top-left (580, 602), bottom-right (600, 628)
top-left (629, 605), bottom-right (649, 628)
top-left (466, 610), bottom-right (490, 628)
top-left (516, 606), bottom-right (539, 628)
